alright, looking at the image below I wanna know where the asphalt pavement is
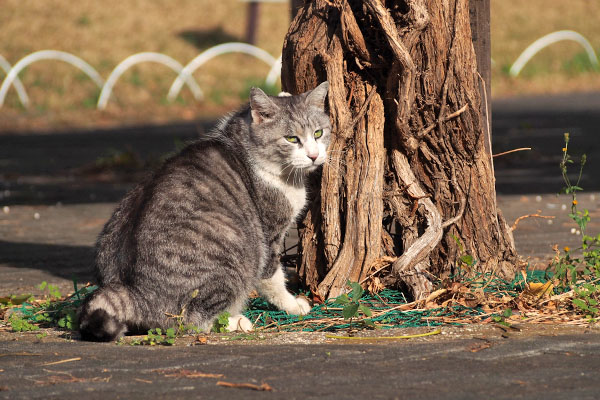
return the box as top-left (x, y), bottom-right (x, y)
top-left (1, 92), bottom-right (600, 398)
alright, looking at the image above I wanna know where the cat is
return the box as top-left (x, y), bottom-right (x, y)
top-left (78, 81), bottom-right (330, 341)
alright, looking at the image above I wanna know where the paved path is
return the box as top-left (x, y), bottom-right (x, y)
top-left (1, 93), bottom-right (600, 398)
top-left (1, 326), bottom-right (599, 399)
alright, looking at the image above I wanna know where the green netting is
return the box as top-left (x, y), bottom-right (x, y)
top-left (8, 270), bottom-right (551, 332)
top-left (244, 269), bottom-right (550, 332)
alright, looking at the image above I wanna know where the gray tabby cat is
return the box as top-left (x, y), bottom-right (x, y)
top-left (78, 81), bottom-right (330, 341)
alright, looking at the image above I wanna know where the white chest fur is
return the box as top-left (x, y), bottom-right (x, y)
top-left (255, 169), bottom-right (307, 220)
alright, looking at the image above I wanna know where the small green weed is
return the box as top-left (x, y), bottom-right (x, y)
top-left (9, 314), bottom-right (39, 332)
top-left (333, 281), bottom-right (375, 329)
top-left (549, 133), bottom-right (600, 320)
top-left (38, 281), bottom-right (62, 300)
top-left (491, 308), bottom-right (513, 327)
top-left (212, 311), bottom-right (231, 333)
top-left (130, 328), bottom-right (176, 346)
top-left (451, 234), bottom-right (477, 275)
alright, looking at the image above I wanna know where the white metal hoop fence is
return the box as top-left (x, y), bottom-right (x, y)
top-left (0, 32), bottom-right (598, 110)
top-left (0, 42), bottom-right (282, 110)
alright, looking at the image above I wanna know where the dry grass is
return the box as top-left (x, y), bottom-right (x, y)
top-left (0, 0), bottom-right (289, 131)
top-left (0, 0), bottom-right (598, 131)
top-left (492, 0), bottom-right (600, 97)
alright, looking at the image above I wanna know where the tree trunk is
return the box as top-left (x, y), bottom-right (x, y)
top-left (282, 0), bottom-right (518, 300)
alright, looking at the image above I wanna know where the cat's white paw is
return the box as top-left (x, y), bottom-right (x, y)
top-left (227, 314), bottom-right (253, 332)
top-left (283, 296), bottom-right (312, 316)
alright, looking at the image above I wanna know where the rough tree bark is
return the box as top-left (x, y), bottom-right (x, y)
top-left (281, 0), bottom-right (518, 300)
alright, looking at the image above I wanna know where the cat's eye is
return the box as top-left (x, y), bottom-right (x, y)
top-left (314, 129), bottom-right (323, 139)
top-left (285, 136), bottom-right (300, 143)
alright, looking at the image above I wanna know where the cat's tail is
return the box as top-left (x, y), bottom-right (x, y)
top-left (78, 285), bottom-right (137, 342)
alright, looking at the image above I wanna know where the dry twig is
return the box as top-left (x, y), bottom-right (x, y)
top-left (511, 212), bottom-right (555, 231)
top-left (217, 381), bottom-right (273, 391)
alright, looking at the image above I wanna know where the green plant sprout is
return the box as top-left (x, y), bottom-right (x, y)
top-left (212, 311), bottom-right (231, 333)
top-left (333, 281), bottom-right (375, 329)
top-left (451, 234), bottom-right (477, 275)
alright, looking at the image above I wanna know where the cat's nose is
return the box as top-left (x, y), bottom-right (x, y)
top-left (307, 153), bottom-right (318, 162)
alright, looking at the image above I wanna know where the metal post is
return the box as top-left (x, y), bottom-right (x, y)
top-left (246, 1), bottom-right (260, 44)
top-left (291, 0), bottom-right (303, 21)
top-left (469, 0), bottom-right (492, 145)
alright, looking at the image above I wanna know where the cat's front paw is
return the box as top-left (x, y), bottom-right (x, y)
top-left (227, 314), bottom-right (253, 332)
top-left (286, 296), bottom-right (312, 316)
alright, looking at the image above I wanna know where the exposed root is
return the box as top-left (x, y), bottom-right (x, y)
top-left (390, 151), bottom-right (443, 278)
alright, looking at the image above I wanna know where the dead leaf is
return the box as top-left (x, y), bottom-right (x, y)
top-left (526, 281), bottom-right (554, 297)
top-left (425, 289), bottom-right (447, 303)
top-left (425, 301), bottom-right (438, 309)
top-left (366, 276), bottom-right (385, 294)
top-left (398, 303), bottom-right (415, 311)
top-left (195, 336), bottom-right (208, 345)
top-left (311, 291), bottom-right (325, 305)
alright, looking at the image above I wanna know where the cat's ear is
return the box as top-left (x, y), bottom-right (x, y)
top-left (250, 87), bottom-right (279, 124)
top-left (305, 81), bottom-right (329, 110)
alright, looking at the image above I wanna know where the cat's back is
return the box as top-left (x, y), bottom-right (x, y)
top-left (95, 139), bottom-right (265, 282)
top-left (143, 140), bottom-right (259, 225)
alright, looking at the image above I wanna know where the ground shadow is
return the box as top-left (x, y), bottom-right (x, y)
top-left (0, 121), bottom-right (213, 206)
top-left (0, 240), bottom-right (95, 285)
top-left (492, 106), bottom-right (600, 194)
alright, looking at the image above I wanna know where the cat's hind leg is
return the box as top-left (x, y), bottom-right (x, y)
top-left (184, 285), bottom-right (253, 332)
top-left (257, 267), bottom-right (311, 315)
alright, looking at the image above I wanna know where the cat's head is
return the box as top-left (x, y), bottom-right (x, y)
top-left (248, 81), bottom-right (331, 177)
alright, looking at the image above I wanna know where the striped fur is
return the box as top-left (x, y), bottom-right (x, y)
top-left (79, 82), bottom-right (330, 341)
